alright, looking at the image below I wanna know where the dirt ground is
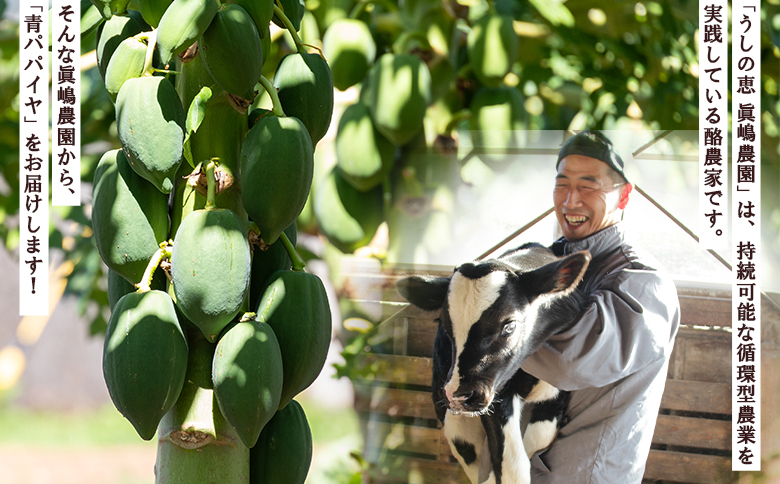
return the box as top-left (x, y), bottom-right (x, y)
top-left (0, 444), bottom-right (157, 484)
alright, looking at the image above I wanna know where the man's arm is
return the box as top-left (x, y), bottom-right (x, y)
top-left (521, 269), bottom-right (680, 391)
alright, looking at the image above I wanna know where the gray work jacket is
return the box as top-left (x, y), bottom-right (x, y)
top-left (520, 223), bottom-right (680, 484)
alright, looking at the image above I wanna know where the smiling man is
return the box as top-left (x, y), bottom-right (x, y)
top-left (519, 131), bottom-right (681, 483)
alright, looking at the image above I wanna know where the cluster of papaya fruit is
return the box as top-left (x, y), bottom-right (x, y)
top-left (297, 1), bottom-right (529, 257)
top-left (88, 0), bottom-right (332, 480)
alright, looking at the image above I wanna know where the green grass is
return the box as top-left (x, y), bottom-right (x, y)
top-left (297, 395), bottom-right (361, 445)
top-left (0, 395), bottom-right (364, 483)
top-left (0, 404), bottom-right (150, 447)
top-left (0, 395), bottom-right (360, 447)
top-left (298, 396), bottom-right (364, 484)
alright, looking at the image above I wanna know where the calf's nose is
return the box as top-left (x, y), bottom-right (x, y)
top-left (455, 390), bottom-right (475, 402)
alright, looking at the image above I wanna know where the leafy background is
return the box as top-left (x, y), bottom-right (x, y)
top-left (0, 0), bottom-right (777, 330)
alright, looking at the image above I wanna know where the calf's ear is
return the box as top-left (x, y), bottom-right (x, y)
top-left (524, 250), bottom-right (591, 297)
top-left (396, 275), bottom-right (451, 311)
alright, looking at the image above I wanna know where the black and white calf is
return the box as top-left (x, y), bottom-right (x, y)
top-left (396, 243), bottom-right (591, 484)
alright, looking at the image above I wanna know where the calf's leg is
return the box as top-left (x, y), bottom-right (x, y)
top-left (443, 412), bottom-right (487, 484)
top-left (481, 395), bottom-right (531, 484)
top-left (523, 381), bottom-right (570, 458)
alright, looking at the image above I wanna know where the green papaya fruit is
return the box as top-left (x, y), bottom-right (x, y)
top-left (250, 399), bottom-right (312, 484)
top-left (200, 4), bottom-right (263, 100)
top-left (90, 0), bottom-right (130, 20)
top-left (314, 167), bottom-right (384, 253)
top-left (140, 0), bottom-right (173, 27)
top-left (92, 149), bottom-right (169, 284)
top-left (261, 32), bottom-right (272, 73)
top-left (104, 34), bottom-right (148, 101)
top-left (96, 10), bottom-right (149, 79)
top-left (274, 52), bottom-right (334, 146)
top-left (248, 108), bottom-right (272, 129)
top-left (240, 115), bottom-right (313, 245)
top-left (255, 270), bottom-right (331, 409)
top-left (212, 320), bottom-right (283, 448)
top-left (364, 53), bottom-right (432, 146)
top-left (156, 0), bottom-right (219, 66)
top-left (116, 76), bottom-right (185, 194)
top-left (467, 13), bottom-right (519, 88)
top-left (108, 268), bottom-right (136, 311)
top-left (108, 267), bottom-right (167, 311)
top-left (103, 290), bottom-right (188, 440)
top-left (468, 86), bottom-right (526, 165)
top-left (171, 208), bottom-right (251, 342)
top-left (227, 0), bottom-right (273, 39)
top-left (322, 18), bottom-right (376, 91)
top-left (249, 222), bottom-right (296, 310)
top-left (80, 3), bottom-right (106, 38)
top-left (335, 101), bottom-right (394, 191)
top-left (271, 0), bottom-right (304, 31)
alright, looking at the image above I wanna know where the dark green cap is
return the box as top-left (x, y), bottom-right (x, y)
top-left (556, 130), bottom-right (628, 183)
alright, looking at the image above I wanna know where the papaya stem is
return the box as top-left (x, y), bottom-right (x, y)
top-left (444, 109), bottom-right (471, 134)
top-left (348, 0), bottom-right (370, 19)
top-left (280, 232), bottom-right (306, 271)
top-left (273, 3), bottom-right (306, 53)
top-left (115, 0), bottom-right (131, 15)
top-left (205, 159), bottom-right (218, 209)
top-left (394, 30), bottom-right (430, 56)
top-left (136, 242), bottom-right (172, 292)
top-left (140, 29), bottom-right (158, 76)
top-left (239, 312), bottom-right (257, 322)
top-left (152, 68), bottom-right (182, 75)
top-left (258, 76), bottom-right (286, 117)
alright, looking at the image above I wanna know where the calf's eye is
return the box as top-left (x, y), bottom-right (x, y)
top-left (501, 321), bottom-right (516, 336)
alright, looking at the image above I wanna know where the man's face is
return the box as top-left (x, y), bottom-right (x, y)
top-left (553, 154), bottom-right (629, 241)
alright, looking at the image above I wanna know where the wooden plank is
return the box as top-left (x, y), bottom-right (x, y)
top-left (644, 449), bottom-right (731, 483)
top-left (660, 379), bottom-right (731, 415)
top-left (676, 326), bottom-right (731, 342)
top-left (674, 331), bottom-right (732, 383)
top-left (407, 330), bottom-right (437, 358)
top-left (405, 315), bottom-right (439, 334)
top-left (354, 384), bottom-right (439, 420)
top-left (678, 295), bottom-right (731, 328)
top-left (355, 354), bottom-right (731, 416)
top-left (652, 415), bottom-right (731, 450)
top-left (361, 411), bottom-right (732, 460)
top-left (354, 354), bottom-right (433, 387)
top-left (368, 449), bottom-right (731, 484)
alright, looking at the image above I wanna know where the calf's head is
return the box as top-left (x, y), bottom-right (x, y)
top-left (397, 246), bottom-right (590, 416)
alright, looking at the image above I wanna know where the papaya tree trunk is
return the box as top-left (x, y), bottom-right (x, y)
top-left (154, 45), bottom-right (251, 482)
top-left (155, 329), bottom-right (250, 483)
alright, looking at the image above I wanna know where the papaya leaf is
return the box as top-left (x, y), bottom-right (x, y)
top-left (89, 313), bottom-right (108, 336)
top-left (528, 0), bottom-right (574, 27)
top-left (183, 86), bottom-right (213, 167)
